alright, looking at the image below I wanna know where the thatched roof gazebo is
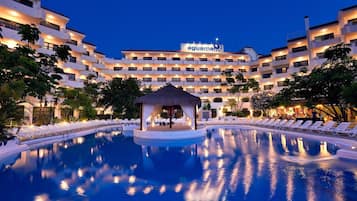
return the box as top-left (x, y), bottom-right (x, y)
top-left (135, 84), bottom-right (201, 131)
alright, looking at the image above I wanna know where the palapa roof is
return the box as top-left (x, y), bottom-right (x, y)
top-left (135, 84), bottom-right (201, 106)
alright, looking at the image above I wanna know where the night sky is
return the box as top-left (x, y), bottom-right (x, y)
top-left (42, 0), bottom-right (356, 58)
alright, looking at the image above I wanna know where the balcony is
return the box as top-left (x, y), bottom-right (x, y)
top-left (93, 63), bottom-right (106, 69)
top-left (0, 25), bottom-right (22, 41)
top-left (342, 23), bottom-right (357, 34)
top-left (81, 54), bottom-right (96, 63)
top-left (58, 74), bottom-right (84, 88)
top-left (37, 47), bottom-right (55, 55)
top-left (63, 61), bottom-right (86, 71)
top-left (66, 43), bottom-right (86, 53)
top-left (39, 24), bottom-right (69, 41)
top-left (289, 50), bottom-right (308, 58)
top-left (311, 37), bottom-right (341, 49)
top-left (2, 0), bottom-right (44, 18)
top-left (311, 58), bottom-right (327, 67)
top-left (272, 59), bottom-right (288, 67)
top-left (351, 44), bottom-right (357, 55)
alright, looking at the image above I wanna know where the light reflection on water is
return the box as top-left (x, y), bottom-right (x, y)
top-left (0, 128), bottom-right (356, 201)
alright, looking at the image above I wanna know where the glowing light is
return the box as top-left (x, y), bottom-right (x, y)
top-left (34, 194), bottom-right (49, 201)
top-left (77, 168), bottom-right (84, 177)
top-left (143, 186), bottom-right (153, 194)
top-left (9, 10), bottom-right (19, 17)
top-left (127, 187), bottom-right (136, 196)
top-left (76, 187), bottom-right (85, 196)
top-left (60, 180), bottom-right (69, 191)
top-left (175, 183), bottom-right (183, 192)
top-left (128, 176), bottom-right (136, 184)
top-left (159, 185), bottom-right (166, 194)
top-left (113, 176), bottom-right (120, 184)
top-left (47, 14), bottom-right (54, 19)
top-left (90, 176), bottom-right (95, 182)
top-left (3, 40), bottom-right (17, 49)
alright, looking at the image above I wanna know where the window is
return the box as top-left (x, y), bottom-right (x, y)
top-left (186, 67), bottom-right (194, 72)
top-left (172, 57), bottom-right (181, 61)
top-left (200, 68), bottom-right (208, 72)
top-left (83, 51), bottom-right (90, 56)
top-left (143, 67), bottom-right (152, 71)
top-left (275, 66), bottom-right (288, 74)
top-left (277, 81), bottom-right (288, 87)
top-left (213, 88), bottom-right (222, 93)
top-left (143, 57), bottom-right (152, 60)
top-left (316, 52), bottom-right (325, 59)
top-left (128, 67), bottom-right (137, 71)
top-left (350, 39), bottom-right (357, 46)
top-left (40, 21), bottom-right (60, 30)
top-left (14, 0), bottom-right (34, 7)
top-left (241, 97), bottom-right (250, 102)
top-left (200, 88), bottom-right (209, 93)
top-left (43, 42), bottom-right (58, 50)
top-left (186, 78), bottom-right (195, 82)
top-left (172, 67), bottom-right (181, 71)
top-left (113, 67), bottom-right (123, 71)
top-left (185, 57), bottom-right (194, 61)
top-left (213, 68), bottom-right (221, 72)
top-left (264, 84), bottom-right (274, 90)
top-left (314, 33), bottom-right (334, 41)
top-left (171, 78), bottom-right (181, 82)
top-left (239, 69), bottom-right (247, 73)
top-left (67, 73), bottom-right (76, 81)
top-left (262, 73), bottom-right (272, 79)
top-left (293, 60), bottom-right (309, 67)
top-left (292, 46), bottom-right (307, 53)
top-left (275, 55), bottom-right (287, 61)
top-left (157, 77), bottom-right (166, 82)
top-left (143, 77), bottom-right (152, 82)
top-left (238, 59), bottom-right (246, 62)
top-left (132, 57), bottom-right (138, 60)
top-left (213, 78), bottom-right (222, 83)
top-left (69, 56), bottom-right (76, 63)
top-left (157, 57), bottom-right (166, 60)
top-left (348, 18), bottom-right (357, 25)
top-left (262, 62), bottom-right (270, 67)
top-left (199, 58), bottom-right (208, 61)
top-left (251, 67), bottom-right (258, 72)
top-left (215, 58), bottom-right (221, 62)
top-left (186, 88), bottom-right (195, 93)
top-left (85, 65), bottom-right (89, 71)
top-left (225, 69), bottom-right (234, 73)
top-left (200, 78), bottom-right (208, 82)
top-left (225, 59), bottom-right (233, 62)
top-left (157, 67), bottom-right (166, 71)
top-left (67, 39), bottom-right (78, 46)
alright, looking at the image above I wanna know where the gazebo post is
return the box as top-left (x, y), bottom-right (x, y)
top-left (140, 103), bottom-right (143, 131)
top-left (194, 105), bottom-right (197, 130)
top-left (169, 106), bottom-right (173, 129)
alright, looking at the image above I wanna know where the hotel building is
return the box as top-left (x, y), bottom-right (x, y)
top-left (1, 0), bottom-right (357, 123)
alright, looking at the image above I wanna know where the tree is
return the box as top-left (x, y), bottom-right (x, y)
top-left (100, 78), bottom-right (143, 119)
top-left (251, 91), bottom-right (274, 116)
top-left (61, 88), bottom-right (96, 120)
top-left (0, 24), bottom-right (71, 140)
top-left (271, 43), bottom-right (357, 122)
top-left (222, 70), bottom-right (260, 111)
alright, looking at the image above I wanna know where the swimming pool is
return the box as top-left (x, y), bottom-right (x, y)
top-left (0, 127), bottom-right (356, 201)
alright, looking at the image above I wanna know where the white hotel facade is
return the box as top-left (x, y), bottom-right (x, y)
top-left (1, 0), bottom-right (357, 123)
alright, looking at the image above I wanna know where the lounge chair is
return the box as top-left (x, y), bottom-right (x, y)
top-left (290, 120), bottom-right (304, 129)
top-left (272, 119), bottom-right (288, 128)
top-left (316, 121), bottom-right (336, 133)
top-left (332, 122), bottom-right (351, 135)
top-left (344, 125), bottom-right (357, 137)
top-left (279, 120), bottom-right (295, 129)
top-left (295, 120), bottom-right (313, 130)
top-left (303, 121), bottom-right (323, 132)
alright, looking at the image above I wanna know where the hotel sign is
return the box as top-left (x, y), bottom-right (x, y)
top-left (181, 43), bottom-right (224, 53)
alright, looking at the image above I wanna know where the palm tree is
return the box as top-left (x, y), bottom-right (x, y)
top-left (18, 24), bottom-right (40, 46)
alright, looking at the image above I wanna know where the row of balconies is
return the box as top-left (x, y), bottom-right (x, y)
top-left (119, 58), bottom-right (248, 66)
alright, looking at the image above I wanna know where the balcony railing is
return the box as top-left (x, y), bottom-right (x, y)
top-left (14, 0), bottom-right (33, 7)
top-left (0, 18), bottom-right (21, 31)
top-left (40, 21), bottom-right (60, 31)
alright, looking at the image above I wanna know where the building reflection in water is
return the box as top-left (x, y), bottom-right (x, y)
top-left (0, 129), bottom-right (356, 201)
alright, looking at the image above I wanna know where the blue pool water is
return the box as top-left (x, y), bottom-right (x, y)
top-left (0, 127), bottom-right (357, 201)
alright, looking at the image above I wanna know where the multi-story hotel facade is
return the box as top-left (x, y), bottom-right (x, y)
top-left (1, 0), bottom-right (357, 124)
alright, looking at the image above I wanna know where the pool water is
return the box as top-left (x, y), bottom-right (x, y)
top-left (0, 128), bottom-right (357, 201)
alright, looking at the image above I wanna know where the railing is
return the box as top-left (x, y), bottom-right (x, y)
top-left (0, 18), bottom-right (21, 31)
top-left (40, 21), bottom-right (60, 31)
top-left (13, 0), bottom-right (33, 7)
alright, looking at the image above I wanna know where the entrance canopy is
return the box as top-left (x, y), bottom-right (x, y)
top-left (135, 84), bottom-right (201, 131)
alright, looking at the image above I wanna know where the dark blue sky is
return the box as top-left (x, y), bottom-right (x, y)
top-left (42, 0), bottom-right (356, 58)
